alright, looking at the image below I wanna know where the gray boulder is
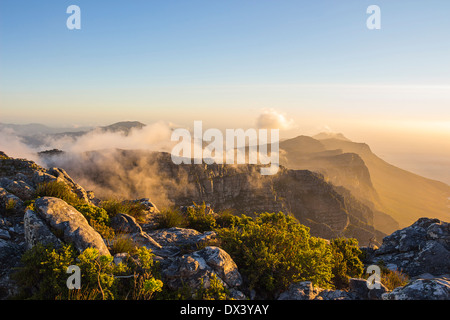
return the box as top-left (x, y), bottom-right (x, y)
top-left (147, 227), bottom-right (216, 248)
top-left (109, 213), bottom-right (162, 251)
top-left (382, 277), bottom-right (450, 300)
top-left (278, 281), bottom-right (323, 300)
top-left (24, 209), bottom-right (62, 249)
top-left (162, 246), bottom-right (243, 293)
top-left (372, 218), bottom-right (450, 277)
top-left (34, 197), bottom-right (110, 256)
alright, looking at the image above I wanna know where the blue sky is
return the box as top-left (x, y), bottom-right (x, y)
top-left (0, 0), bottom-right (449, 137)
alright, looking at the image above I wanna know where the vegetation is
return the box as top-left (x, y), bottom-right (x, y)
top-left (330, 238), bottom-right (364, 288)
top-left (24, 184), bottom-right (377, 300)
top-left (35, 180), bottom-right (82, 207)
top-left (373, 260), bottom-right (410, 290)
top-left (100, 199), bottom-right (147, 223)
top-left (13, 244), bottom-right (162, 300)
top-left (217, 211), bottom-right (334, 298)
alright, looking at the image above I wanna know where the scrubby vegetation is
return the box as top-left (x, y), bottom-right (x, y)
top-left (20, 184), bottom-right (389, 300)
top-left (13, 243), bottom-right (162, 300)
top-left (155, 203), bottom-right (367, 298)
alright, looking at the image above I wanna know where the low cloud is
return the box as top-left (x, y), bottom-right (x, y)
top-left (255, 109), bottom-right (295, 130)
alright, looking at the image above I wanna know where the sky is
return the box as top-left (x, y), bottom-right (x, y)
top-left (0, 0), bottom-right (449, 180)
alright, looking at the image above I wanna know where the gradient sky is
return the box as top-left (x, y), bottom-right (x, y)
top-left (1, 1), bottom-right (450, 167)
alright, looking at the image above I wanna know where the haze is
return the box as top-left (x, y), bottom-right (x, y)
top-left (1, 1), bottom-right (449, 184)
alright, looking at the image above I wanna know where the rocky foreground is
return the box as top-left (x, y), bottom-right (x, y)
top-left (0, 151), bottom-right (449, 300)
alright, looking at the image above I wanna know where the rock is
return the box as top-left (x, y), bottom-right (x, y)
top-left (113, 253), bottom-right (129, 265)
top-left (109, 213), bottom-right (162, 251)
top-left (134, 198), bottom-right (160, 214)
top-left (382, 278), bottom-right (450, 300)
top-left (198, 246), bottom-right (242, 288)
top-left (317, 289), bottom-right (352, 300)
top-left (34, 197), bottom-right (110, 256)
top-left (147, 227), bottom-right (216, 248)
top-left (2, 180), bottom-right (35, 200)
top-left (162, 246), bottom-right (242, 293)
top-left (368, 282), bottom-right (389, 300)
top-left (110, 213), bottom-right (143, 234)
top-left (0, 239), bottom-right (24, 299)
top-left (278, 281), bottom-right (323, 300)
top-left (372, 218), bottom-right (450, 277)
top-left (0, 187), bottom-right (25, 216)
top-left (24, 209), bottom-right (62, 249)
top-left (348, 278), bottom-right (369, 299)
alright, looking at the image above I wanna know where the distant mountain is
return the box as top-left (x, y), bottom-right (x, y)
top-left (313, 132), bottom-right (351, 141)
top-left (279, 135), bottom-right (450, 233)
top-left (99, 121), bottom-right (146, 135)
top-left (0, 123), bottom-right (93, 135)
top-left (40, 149), bottom-right (386, 246)
top-left (0, 121), bottom-right (147, 148)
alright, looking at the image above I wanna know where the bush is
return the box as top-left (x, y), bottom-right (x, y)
top-left (330, 238), bottom-right (364, 289)
top-left (185, 202), bottom-right (216, 232)
top-left (73, 204), bottom-right (115, 240)
top-left (155, 207), bottom-right (187, 229)
top-left (13, 244), bottom-right (163, 300)
top-left (374, 261), bottom-right (409, 290)
top-left (35, 181), bottom-right (82, 206)
top-left (217, 212), bottom-right (333, 298)
top-left (100, 199), bottom-right (147, 223)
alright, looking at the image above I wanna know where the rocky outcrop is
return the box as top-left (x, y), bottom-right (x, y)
top-left (162, 246), bottom-right (244, 298)
top-left (367, 218), bottom-right (450, 277)
top-left (40, 149), bottom-right (385, 245)
top-left (382, 277), bottom-right (450, 300)
top-left (32, 197), bottom-right (110, 256)
top-left (278, 278), bottom-right (389, 300)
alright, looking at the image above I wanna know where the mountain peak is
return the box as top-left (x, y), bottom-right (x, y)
top-left (312, 132), bottom-right (351, 142)
top-left (99, 121), bottom-right (146, 135)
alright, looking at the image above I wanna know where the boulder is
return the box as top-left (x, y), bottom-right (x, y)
top-left (372, 218), bottom-right (450, 277)
top-left (109, 213), bottom-right (162, 251)
top-left (110, 213), bottom-right (142, 234)
top-left (147, 227), bottom-right (216, 248)
top-left (162, 246), bottom-right (242, 292)
top-left (382, 277), bottom-right (450, 300)
top-left (24, 209), bottom-right (62, 249)
top-left (278, 281), bottom-right (323, 300)
top-left (34, 197), bottom-right (110, 256)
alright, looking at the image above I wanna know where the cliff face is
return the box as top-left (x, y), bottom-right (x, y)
top-left (154, 152), bottom-right (384, 245)
top-left (42, 149), bottom-right (384, 245)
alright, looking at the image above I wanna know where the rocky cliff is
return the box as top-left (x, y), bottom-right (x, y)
top-left (2, 151), bottom-right (448, 300)
top-left (40, 149), bottom-right (385, 245)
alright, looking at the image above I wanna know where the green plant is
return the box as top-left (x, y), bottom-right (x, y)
top-left (13, 244), bottom-right (163, 300)
top-left (186, 202), bottom-right (216, 232)
top-left (155, 207), bottom-right (187, 229)
top-left (373, 261), bottom-right (409, 290)
top-left (330, 238), bottom-right (364, 289)
top-left (100, 199), bottom-right (147, 223)
top-left (194, 274), bottom-right (230, 300)
top-left (35, 181), bottom-right (82, 206)
top-left (217, 212), bottom-right (333, 298)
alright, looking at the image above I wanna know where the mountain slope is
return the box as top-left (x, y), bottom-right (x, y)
top-left (39, 149), bottom-right (386, 245)
top-left (310, 137), bottom-right (450, 228)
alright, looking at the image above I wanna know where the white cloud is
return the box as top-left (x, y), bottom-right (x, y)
top-left (255, 109), bottom-right (295, 130)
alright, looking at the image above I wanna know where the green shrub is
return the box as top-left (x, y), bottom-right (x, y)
top-left (330, 238), bottom-right (364, 288)
top-left (374, 260), bottom-right (409, 290)
top-left (73, 204), bottom-right (115, 240)
top-left (155, 207), bottom-right (187, 229)
top-left (217, 212), bottom-right (333, 298)
top-left (100, 199), bottom-right (147, 223)
top-left (185, 202), bottom-right (216, 232)
top-left (13, 244), bottom-right (163, 300)
top-left (35, 181), bottom-right (82, 206)
top-left (194, 274), bottom-right (230, 300)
